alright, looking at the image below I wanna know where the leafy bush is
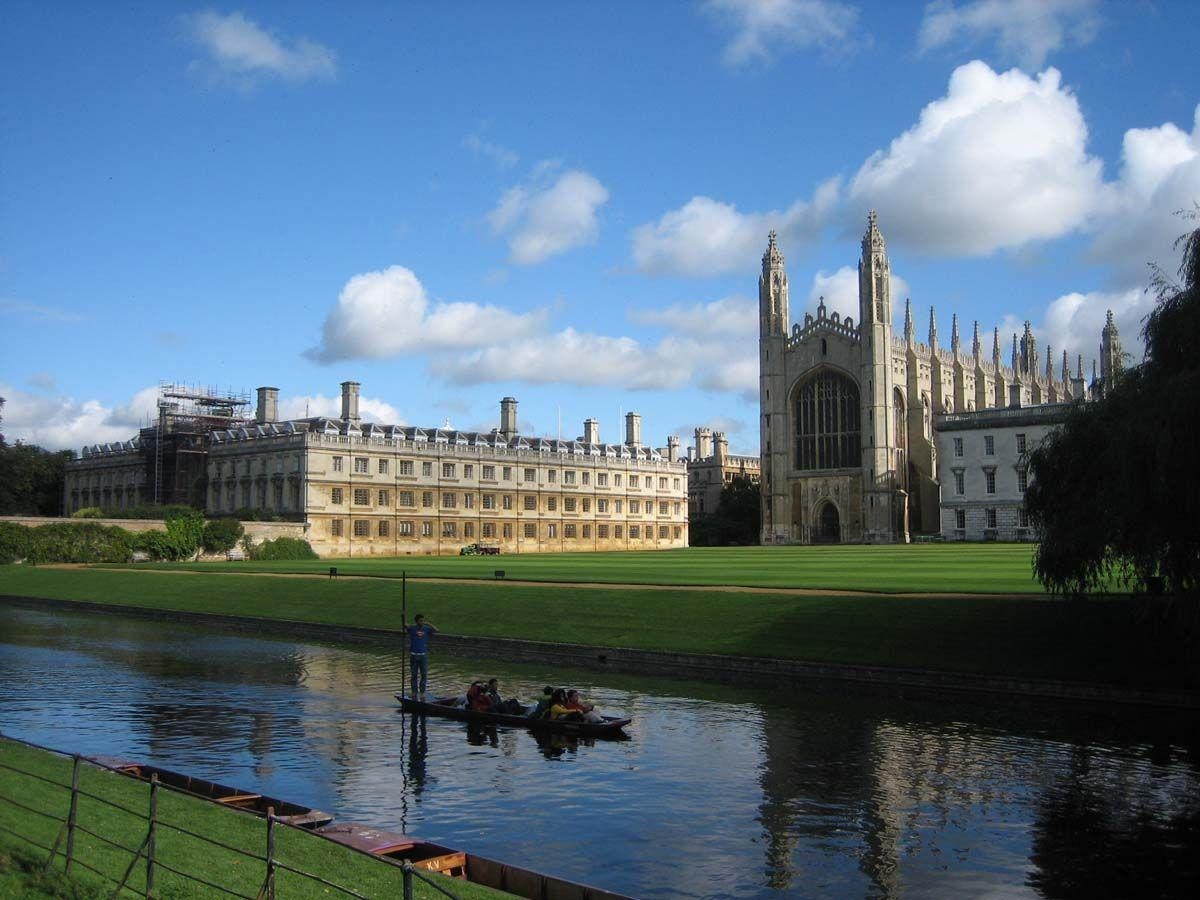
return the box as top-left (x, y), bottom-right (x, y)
top-left (133, 530), bottom-right (176, 561)
top-left (98, 503), bottom-right (199, 521)
top-left (71, 507), bottom-right (104, 519)
top-left (25, 522), bottom-right (134, 563)
top-left (162, 507), bottom-right (205, 560)
top-left (202, 517), bottom-right (245, 553)
top-left (0, 521), bottom-right (32, 563)
top-left (251, 537), bottom-right (318, 560)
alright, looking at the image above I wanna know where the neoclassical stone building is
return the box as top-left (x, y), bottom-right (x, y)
top-left (758, 213), bottom-right (1120, 544)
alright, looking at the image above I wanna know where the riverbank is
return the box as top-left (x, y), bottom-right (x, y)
top-left (2, 565), bottom-right (1195, 705)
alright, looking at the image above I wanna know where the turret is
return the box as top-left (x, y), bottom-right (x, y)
top-left (972, 321), bottom-right (981, 360)
top-left (903, 298), bottom-right (914, 346)
top-left (500, 396), bottom-right (519, 439)
top-left (1099, 309), bottom-right (1122, 394)
top-left (759, 230), bottom-right (788, 337)
top-left (928, 307), bottom-right (938, 350)
top-left (859, 210), bottom-right (892, 327)
top-left (758, 230), bottom-right (790, 544)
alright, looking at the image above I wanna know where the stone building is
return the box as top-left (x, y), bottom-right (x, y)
top-left (758, 213), bottom-right (1121, 544)
top-left (686, 427), bottom-right (761, 519)
top-left (66, 384), bottom-right (689, 557)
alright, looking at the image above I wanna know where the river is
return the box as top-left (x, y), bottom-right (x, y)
top-left (0, 603), bottom-right (1197, 899)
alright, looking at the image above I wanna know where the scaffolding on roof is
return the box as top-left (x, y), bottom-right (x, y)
top-left (149, 382), bottom-right (251, 505)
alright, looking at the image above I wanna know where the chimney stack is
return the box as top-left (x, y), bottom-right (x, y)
top-left (625, 411), bottom-right (642, 447)
top-left (256, 387), bottom-right (279, 424)
top-left (667, 435), bottom-right (680, 462)
top-left (582, 418), bottom-right (600, 445)
top-left (500, 397), bottom-right (518, 439)
top-left (340, 381), bottom-right (361, 425)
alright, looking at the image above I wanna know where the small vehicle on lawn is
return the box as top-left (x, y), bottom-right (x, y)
top-left (459, 542), bottom-right (501, 556)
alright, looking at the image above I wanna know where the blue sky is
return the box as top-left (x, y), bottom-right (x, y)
top-left (2, 0), bottom-right (1198, 454)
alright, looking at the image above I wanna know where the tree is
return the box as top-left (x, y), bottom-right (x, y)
top-left (0, 442), bottom-right (74, 516)
top-left (690, 474), bottom-right (761, 546)
top-left (1028, 211), bottom-right (1200, 594)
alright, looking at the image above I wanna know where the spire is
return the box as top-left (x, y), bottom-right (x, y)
top-left (1012, 333), bottom-right (1020, 373)
top-left (763, 229), bottom-right (784, 269)
top-left (1076, 354), bottom-right (1084, 378)
top-left (903, 298), bottom-right (914, 345)
top-left (759, 230), bottom-right (789, 337)
top-left (1100, 308), bottom-right (1122, 383)
top-left (1062, 349), bottom-right (1070, 383)
top-left (950, 313), bottom-right (961, 357)
top-left (972, 321), bottom-right (981, 359)
top-left (1045, 345), bottom-right (1053, 379)
top-left (862, 209), bottom-right (885, 255)
top-left (993, 327), bottom-right (1001, 363)
top-left (928, 307), bottom-right (938, 349)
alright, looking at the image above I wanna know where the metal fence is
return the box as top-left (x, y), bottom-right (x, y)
top-left (0, 734), bottom-right (463, 899)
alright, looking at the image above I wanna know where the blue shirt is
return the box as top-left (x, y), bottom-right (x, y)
top-left (407, 623), bottom-right (436, 654)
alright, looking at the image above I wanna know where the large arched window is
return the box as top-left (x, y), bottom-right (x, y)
top-left (795, 371), bottom-right (861, 470)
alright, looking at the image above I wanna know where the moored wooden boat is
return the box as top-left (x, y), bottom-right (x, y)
top-left (90, 757), bottom-right (333, 829)
top-left (395, 694), bottom-right (631, 738)
top-left (315, 822), bottom-right (634, 900)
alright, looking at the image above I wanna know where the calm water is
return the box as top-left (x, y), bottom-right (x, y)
top-left (0, 603), bottom-right (1197, 899)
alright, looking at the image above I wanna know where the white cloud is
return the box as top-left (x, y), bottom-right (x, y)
top-left (306, 266), bottom-right (548, 363)
top-left (489, 166), bottom-right (610, 265)
top-left (1090, 106), bottom-right (1200, 284)
top-left (848, 61), bottom-right (1103, 255)
top-left (630, 295), bottom-right (757, 338)
top-left (807, 266), bottom-right (910, 321)
top-left (0, 384), bottom-right (160, 451)
top-left (463, 132), bottom-right (518, 169)
top-left (918, 0), bottom-right (1100, 70)
top-left (1038, 286), bottom-right (1150, 368)
top-left (631, 179), bottom-right (839, 277)
top-left (276, 392), bottom-right (403, 424)
top-left (705, 0), bottom-right (863, 66)
top-left (185, 10), bottom-right (336, 83)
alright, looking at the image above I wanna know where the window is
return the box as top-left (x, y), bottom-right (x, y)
top-left (630, 475), bottom-right (639, 488)
top-left (582, 498), bottom-right (591, 512)
top-left (400, 460), bottom-right (414, 476)
top-left (332, 456), bottom-right (344, 472)
top-left (564, 470), bottom-right (576, 484)
top-left (547, 470), bottom-right (557, 483)
top-left (524, 523), bottom-right (536, 538)
top-left (986, 508), bottom-right (997, 529)
top-left (464, 493), bottom-right (474, 509)
top-left (378, 490), bottom-right (390, 507)
top-left (547, 524), bottom-right (558, 538)
top-left (331, 488), bottom-right (344, 505)
top-left (674, 502), bottom-right (681, 515)
top-left (354, 457), bottom-right (369, 474)
top-left (630, 526), bottom-right (640, 539)
top-left (1016, 433), bottom-right (1027, 454)
top-left (378, 520), bottom-right (390, 537)
top-left (674, 527), bottom-right (682, 539)
top-left (564, 497), bottom-right (577, 512)
top-left (614, 500), bottom-right (622, 513)
top-left (985, 469), bottom-right (996, 494)
top-left (955, 509), bottom-right (965, 530)
top-left (984, 435), bottom-right (995, 456)
top-left (442, 521), bottom-right (457, 537)
top-left (331, 519), bottom-right (343, 537)
top-left (422, 491), bottom-right (434, 508)
top-left (597, 499), bottom-right (609, 513)
top-left (598, 473), bottom-right (608, 487)
top-left (378, 459), bottom-right (389, 474)
top-left (421, 521), bottom-right (432, 537)
top-left (630, 500), bottom-right (640, 514)
top-left (422, 462), bottom-right (432, 477)
top-left (482, 523), bottom-right (495, 538)
top-left (353, 519), bottom-right (369, 537)
top-left (659, 501), bottom-right (668, 515)
top-left (953, 470), bottom-right (964, 495)
top-left (795, 372), bottom-right (861, 470)
top-left (354, 488), bottom-right (370, 506)
top-left (443, 463), bottom-right (456, 478)
top-left (598, 524), bottom-right (609, 538)
top-left (674, 477), bottom-right (681, 490)
top-left (614, 474), bottom-right (622, 487)
top-left (502, 466), bottom-right (512, 481)
top-left (502, 495), bottom-right (513, 510)
top-left (1018, 508), bottom-right (1029, 528)
top-left (524, 467), bottom-right (536, 482)
top-left (483, 494), bottom-right (495, 510)
top-left (502, 523), bottom-right (512, 538)
top-left (442, 493), bottom-right (456, 509)
top-left (464, 464), bottom-right (474, 479)
top-left (399, 491), bottom-right (414, 507)
top-left (659, 477), bottom-right (667, 489)
top-left (482, 465), bottom-right (495, 480)
top-left (582, 472), bottom-right (590, 485)
top-left (582, 525), bottom-right (591, 538)
top-left (523, 495), bottom-right (537, 510)
top-left (547, 497), bottom-right (557, 511)
top-left (614, 525), bottom-right (623, 538)
top-left (399, 521), bottom-right (413, 536)
top-left (1017, 468), bottom-right (1028, 493)
top-left (464, 522), bottom-right (474, 538)
top-left (658, 526), bottom-right (668, 539)
top-left (953, 438), bottom-right (963, 458)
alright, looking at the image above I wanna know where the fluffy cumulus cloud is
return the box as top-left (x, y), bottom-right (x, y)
top-left (0, 384), bottom-right (161, 451)
top-left (276, 392), bottom-right (403, 425)
top-left (185, 10), bottom-right (336, 83)
top-left (848, 61), bottom-right (1103, 255)
top-left (1090, 106), bottom-right (1200, 284)
top-left (306, 266), bottom-right (548, 363)
top-left (632, 179), bottom-right (839, 277)
top-left (489, 166), bottom-right (609, 265)
top-left (704, 0), bottom-right (863, 66)
top-left (1038, 287), bottom-right (1151, 368)
top-left (806, 266), bottom-right (910, 322)
top-left (918, 0), bottom-right (1100, 70)
top-left (630, 295), bottom-right (758, 338)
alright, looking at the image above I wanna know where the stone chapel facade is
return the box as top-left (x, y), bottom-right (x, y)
top-left (758, 213), bottom-right (1118, 544)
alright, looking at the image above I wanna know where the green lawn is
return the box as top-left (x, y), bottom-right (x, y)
top-left (0, 565), bottom-right (1177, 688)
top-left (0, 738), bottom-right (509, 899)
top-left (112, 544), bottom-right (1070, 594)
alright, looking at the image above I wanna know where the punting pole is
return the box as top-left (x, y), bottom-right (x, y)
top-left (401, 570), bottom-right (408, 697)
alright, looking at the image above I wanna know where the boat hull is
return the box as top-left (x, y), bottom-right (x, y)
top-left (395, 694), bottom-right (631, 738)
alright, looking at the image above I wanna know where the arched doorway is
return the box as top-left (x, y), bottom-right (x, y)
top-left (815, 501), bottom-right (840, 543)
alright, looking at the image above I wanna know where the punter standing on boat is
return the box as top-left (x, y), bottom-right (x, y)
top-left (404, 613), bottom-right (437, 699)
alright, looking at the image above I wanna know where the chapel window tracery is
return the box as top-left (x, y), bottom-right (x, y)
top-left (795, 372), bottom-right (861, 471)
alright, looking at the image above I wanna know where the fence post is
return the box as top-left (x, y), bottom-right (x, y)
top-left (265, 809), bottom-right (276, 900)
top-left (147, 775), bottom-right (158, 897)
top-left (65, 755), bottom-right (80, 875)
top-left (402, 860), bottom-right (414, 900)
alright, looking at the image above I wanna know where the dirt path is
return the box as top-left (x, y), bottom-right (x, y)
top-left (43, 564), bottom-right (1045, 601)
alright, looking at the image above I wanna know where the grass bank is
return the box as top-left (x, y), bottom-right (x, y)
top-left (0, 738), bottom-right (509, 899)
top-left (0, 565), bottom-right (1181, 689)
top-left (113, 544), bottom-right (1060, 594)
